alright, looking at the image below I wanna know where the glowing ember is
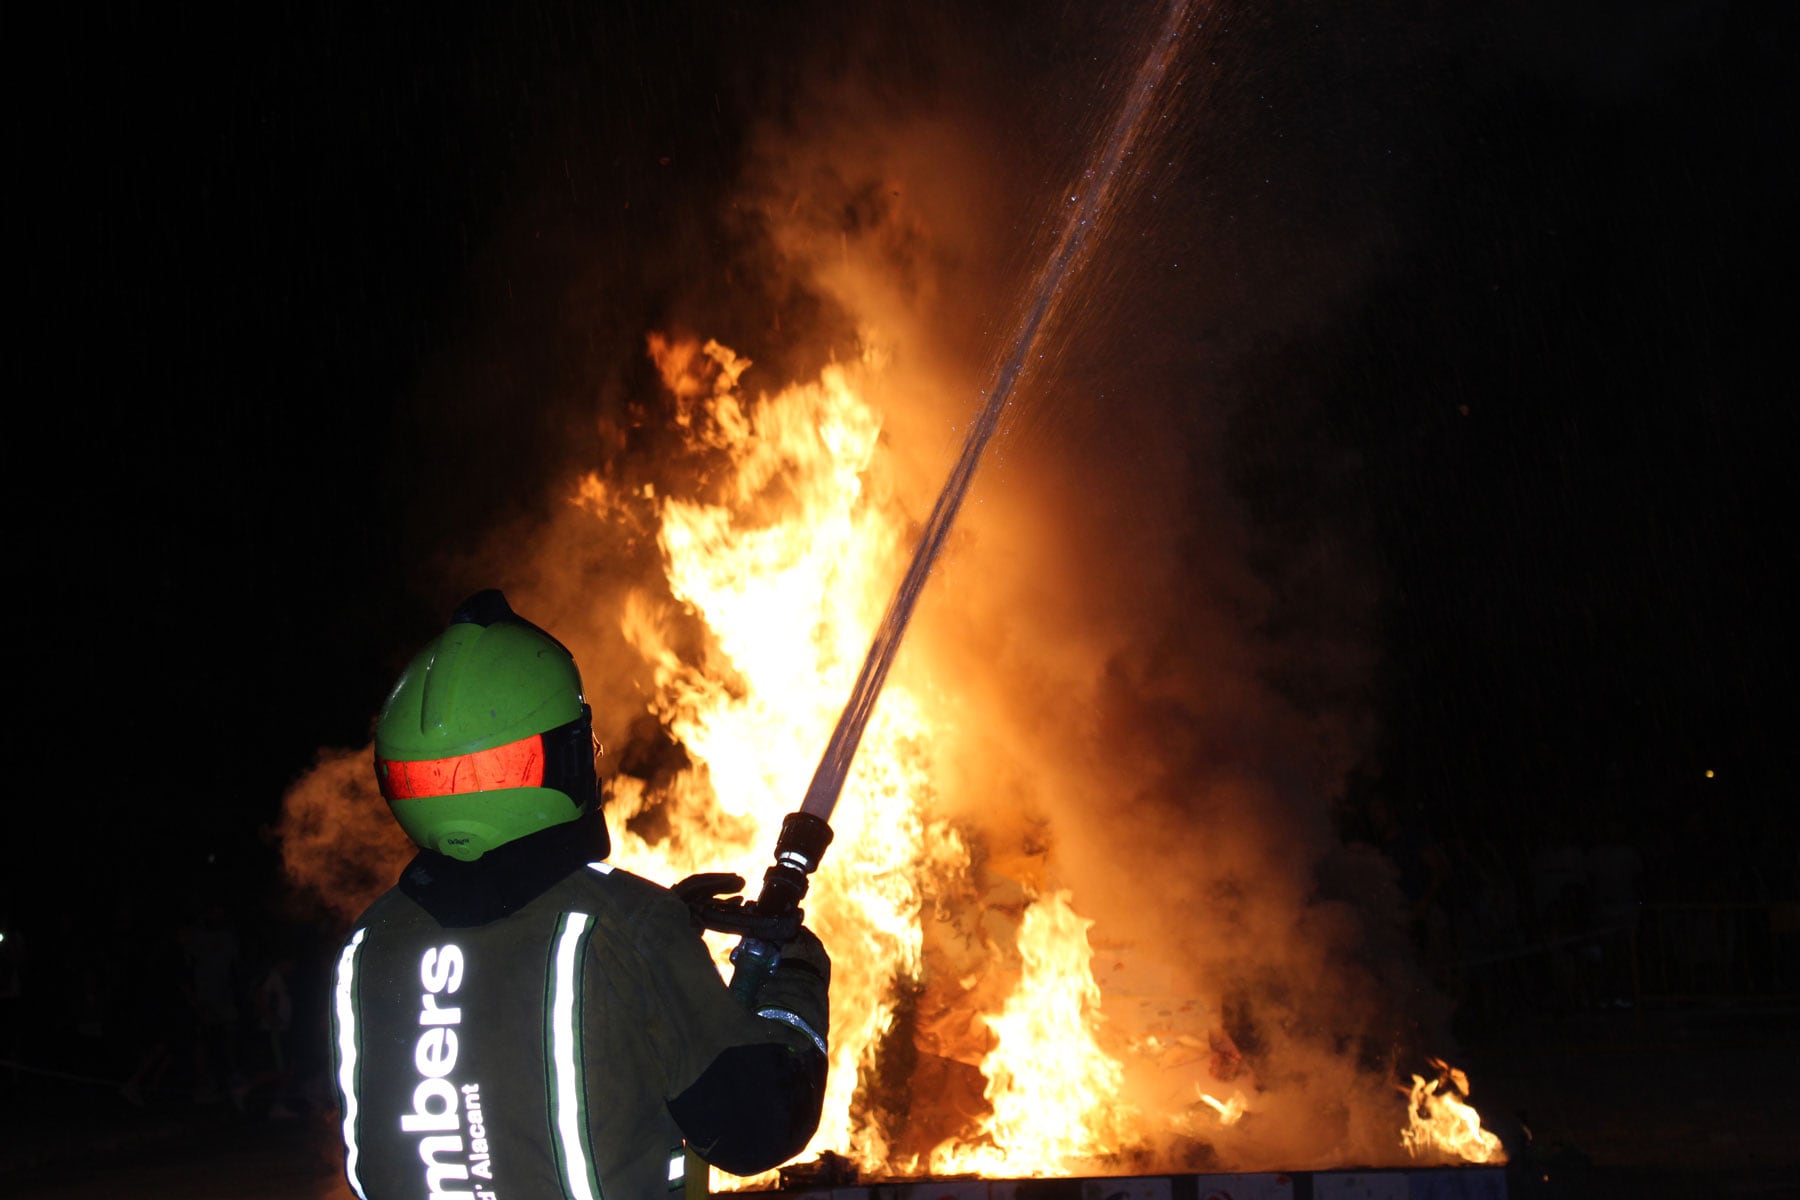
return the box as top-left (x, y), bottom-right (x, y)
top-left (1401, 1058), bottom-right (1505, 1164)
top-left (1198, 1089), bottom-right (1248, 1126)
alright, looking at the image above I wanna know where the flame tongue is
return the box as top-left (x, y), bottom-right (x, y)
top-left (595, 336), bottom-right (1139, 1181)
top-left (1402, 1058), bottom-right (1505, 1164)
top-left (599, 337), bottom-right (952, 1174)
top-left (929, 890), bottom-right (1130, 1177)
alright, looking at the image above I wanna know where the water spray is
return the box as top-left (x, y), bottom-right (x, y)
top-left (708, 0), bottom-right (1194, 1003)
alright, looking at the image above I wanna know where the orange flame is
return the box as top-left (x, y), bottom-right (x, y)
top-left (1401, 1058), bottom-right (1505, 1164)
top-left (585, 335), bottom-right (972, 1178)
top-left (1198, 1090), bottom-right (1248, 1126)
top-left (585, 335), bottom-right (1141, 1181)
top-left (281, 315), bottom-right (1509, 1181)
top-left (927, 890), bottom-right (1130, 1177)
top-left (566, 333), bottom-right (1507, 1180)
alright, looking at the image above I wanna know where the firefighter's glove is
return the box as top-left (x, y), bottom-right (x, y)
top-left (754, 923), bottom-right (831, 1053)
top-left (671, 872), bottom-right (806, 943)
top-left (672, 872), bottom-right (745, 931)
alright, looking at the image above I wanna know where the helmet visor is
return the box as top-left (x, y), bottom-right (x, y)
top-left (377, 732), bottom-right (545, 801)
top-left (376, 706), bottom-right (594, 807)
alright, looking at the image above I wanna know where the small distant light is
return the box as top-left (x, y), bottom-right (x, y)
top-left (1704, 769), bottom-right (1715, 779)
top-left (0, 931), bottom-right (7, 944)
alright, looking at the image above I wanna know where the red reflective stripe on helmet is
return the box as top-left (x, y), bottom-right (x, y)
top-left (377, 733), bottom-right (546, 800)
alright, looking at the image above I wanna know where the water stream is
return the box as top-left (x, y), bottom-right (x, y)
top-left (800, 0), bottom-right (1195, 824)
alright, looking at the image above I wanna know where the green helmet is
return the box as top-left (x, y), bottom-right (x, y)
top-left (374, 590), bottom-right (598, 861)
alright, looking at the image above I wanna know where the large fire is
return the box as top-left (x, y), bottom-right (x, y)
top-left (585, 334), bottom-right (964, 1171)
top-left (280, 316), bottom-right (1506, 1184)
top-left (560, 333), bottom-right (1500, 1184)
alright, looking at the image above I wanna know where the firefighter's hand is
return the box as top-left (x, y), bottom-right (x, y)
top-left (757, 922), bottom-right (830, 1051)
top-left (672, 871), bottom-right (746, 914)
top-left (672, 871), bottom-right (816, 943)
top-left (671, 872), bottom-right (747, 934)
top-left (775, 923), bottom-right (830, 985)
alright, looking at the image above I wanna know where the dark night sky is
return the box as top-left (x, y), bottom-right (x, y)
top-left (8, 1), bottom-right (1793, 934)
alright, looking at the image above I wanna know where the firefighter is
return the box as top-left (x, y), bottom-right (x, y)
top-left (329, 589), bottom-right (829, 1200)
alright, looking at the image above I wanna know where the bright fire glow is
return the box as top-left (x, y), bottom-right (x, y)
top-left (1402, 1059), bottom-right (1505, 1164)
top-left (563, 333), bottom-right (1503, 1181)
top-left (1199, 1089), bottom-right (1248, 1126)
top-left (584, 336), bottom-right (973, 1178)
top-left (928, 889), bottom-right (1130, 1176)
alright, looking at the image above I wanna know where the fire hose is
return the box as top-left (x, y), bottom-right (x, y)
top-left (680, 810), bottom-right (834, 1004)
top-left (685, 0), bottom-right (1187, 1001)
top-left (676, 5), bottom-right (1189, 1186)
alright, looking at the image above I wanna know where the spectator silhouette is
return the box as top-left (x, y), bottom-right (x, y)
top-left (0, 917), bottom-right (21, 1108)
top-left (1586, 817), bottom-right (1644, 1007)
top-left (1367, 792), bottom-right (1455, 989)
top-left (233, 935), bottom-right (300, 1118)
top-left (110, 902), bottom-right (190, 1107)
top-left (1452, 830), bottom-right (1529, 1033)
top-left (179, 898), bottom-right (242, 1104)
top-left (1527, 814), bottom-right (1590, 1011)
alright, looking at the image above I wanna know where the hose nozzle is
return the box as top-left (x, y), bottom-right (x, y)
top-left (727, 811), bottom-right (835, 1003)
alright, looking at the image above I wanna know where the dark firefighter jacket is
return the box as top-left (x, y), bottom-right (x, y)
top-left (328, 816), bottom-right (830, 1200)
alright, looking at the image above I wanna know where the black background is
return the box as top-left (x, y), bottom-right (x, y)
top-left (8, 1), bottom-right (1793, 936)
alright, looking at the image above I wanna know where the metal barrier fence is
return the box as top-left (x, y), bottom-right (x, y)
top-left (1633, 901), bottom-right (1800, 1002)
top-left (1451, 901), bottom-right (1800, 1018)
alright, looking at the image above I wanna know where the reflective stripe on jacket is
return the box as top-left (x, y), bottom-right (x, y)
top-left (330, 859), bottom-right (826, 1200)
